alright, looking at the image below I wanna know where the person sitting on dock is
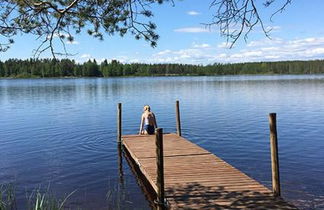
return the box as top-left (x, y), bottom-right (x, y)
top-left (139, 105), bottom-right (157, 135)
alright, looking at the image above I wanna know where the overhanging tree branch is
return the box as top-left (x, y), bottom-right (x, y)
top-left (0, 0), bottom-right (292, 55)
top-left (206, 0), bottom-right (292, 47)
top-left (0, 0), bottom-right (167, 57)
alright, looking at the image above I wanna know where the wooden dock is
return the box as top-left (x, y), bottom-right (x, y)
top-left (122, 133), bottom-right (296, 209)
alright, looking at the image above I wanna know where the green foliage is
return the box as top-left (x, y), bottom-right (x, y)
top-left (0, 183), bottom-right (76, 210)
top-left (0, 0), bottom-right (294, 56)
top-left (1, 59), bottom-right (324, 78)
top-left (0, 0), bottom-right (163, 56)
top-left (27, 187), bottom-right (76, 210)
top-left (0, 184), bottom-right (16, 210)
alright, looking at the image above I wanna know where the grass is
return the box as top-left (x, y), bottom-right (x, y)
top-left (0, 183), bottom-right (76, 210)
top-left (0, 184), bottom-right (16, 210)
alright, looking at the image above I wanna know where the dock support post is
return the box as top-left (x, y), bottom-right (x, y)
top-left (117, 142), bottom-right (124, 184)
top-left (117, 103), bottom-right (124, 184)
top-left (155, 128), bottom-right (165, 210)
top-left (117, 103), bottom-right (122, 143)
top-left (176, 100), bottom-right (182, 136)
top-left (269, 113), bottom-right (281, 197)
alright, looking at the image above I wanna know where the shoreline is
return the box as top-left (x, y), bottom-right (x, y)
top-left (1, 72), bottom-right (324, 79)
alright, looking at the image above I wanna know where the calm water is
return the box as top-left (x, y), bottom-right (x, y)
top-left (1, 75), bottom-right (324, 209)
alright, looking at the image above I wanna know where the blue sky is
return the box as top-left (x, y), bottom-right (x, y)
top-left (1, 0), bottom-right (324, 64)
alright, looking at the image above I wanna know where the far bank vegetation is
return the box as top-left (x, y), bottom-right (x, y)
top-left (1, 59), bottom-right (324, 78)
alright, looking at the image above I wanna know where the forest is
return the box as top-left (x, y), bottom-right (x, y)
top-left (0, 59), bottom-right (324, 78)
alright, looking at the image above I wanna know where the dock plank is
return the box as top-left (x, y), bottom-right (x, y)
top-left (122, 133), bottom-right (296, 209)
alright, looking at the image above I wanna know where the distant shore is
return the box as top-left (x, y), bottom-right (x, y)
top-left (1, 59), bottom-right (324, 78)
top-left (2, 73), bottom-right (324, 80)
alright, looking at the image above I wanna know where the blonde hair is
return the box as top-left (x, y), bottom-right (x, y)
top-left (143, 105), bottom-right (151, 112)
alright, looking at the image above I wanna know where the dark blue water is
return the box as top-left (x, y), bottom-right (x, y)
top-left (0, 75), bottom-right (324, 209)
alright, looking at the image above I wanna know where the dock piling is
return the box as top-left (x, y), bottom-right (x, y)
top-left (155, 128), bottom-right (165, 210)
top-left (117, 142), bottom-right (124, 184)
top-left (175, 100), bottom-right (182, 136)
top-left (117, 103), bottom-right (122, 143)
top-left (269, 113), bottom-right (281, 197)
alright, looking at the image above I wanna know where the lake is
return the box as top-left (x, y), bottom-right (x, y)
top-left (1, 75), bottom-right (324, 209)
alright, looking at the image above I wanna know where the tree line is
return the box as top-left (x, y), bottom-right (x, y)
top-left (1, 58), bottom-right (324, 78)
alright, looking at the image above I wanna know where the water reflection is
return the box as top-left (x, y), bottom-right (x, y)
top-left (123, 145), bottom-right (156, 209)
top-left (0, 75), bottom-right (324, 209)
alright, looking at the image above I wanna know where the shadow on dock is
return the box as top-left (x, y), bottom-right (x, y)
top-left (121, 145), bottom-right (296, 209)
top-left (166, 183), bottom-right (296, 209)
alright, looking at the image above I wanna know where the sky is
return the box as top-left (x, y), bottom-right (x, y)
top-left (1, 0), bottom-right (324, 65)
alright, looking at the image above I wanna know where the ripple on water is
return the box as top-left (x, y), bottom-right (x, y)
top-left (1, 76), bottom-right (324, 209)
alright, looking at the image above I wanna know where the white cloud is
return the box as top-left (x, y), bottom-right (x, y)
top-left (75, 36), bottom-right (324, 65)
top-left (231, 37), bottom-right (324, 62)
top-left (81, 54), bottom-right (91, 58)
top-left (129, 58), bottom-right (140, 63)
top-left (156, 50), bottom-right (172, 56)
top-left (174, 27), bottom-right (210, 33)
top-left (151, 47), bottom-right (217, 64)
top-left (193, 43), bottom-right (210, 48)
top-left (264, 55), bottom-right (280, 59)
top-left (217, 42), bottom-right (232, 48)
top-left (247, 38), bottom-right (283, 47)
top-left (187, 11), bottom-right (200, 16)
top-left (75, 54), bottom-right (96, 63)
top-left (148, 36), bottom-right (324, 64)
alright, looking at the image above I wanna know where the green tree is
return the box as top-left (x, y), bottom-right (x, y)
top-left (0, 0), bottom-right (161, 56)
top-left (0, 0), bottom-right (292, 55)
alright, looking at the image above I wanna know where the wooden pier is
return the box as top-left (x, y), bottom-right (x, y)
top-left (118, 102), bottom-right (296, 209)
top-left (122, 133), bottom-right (296, 209)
